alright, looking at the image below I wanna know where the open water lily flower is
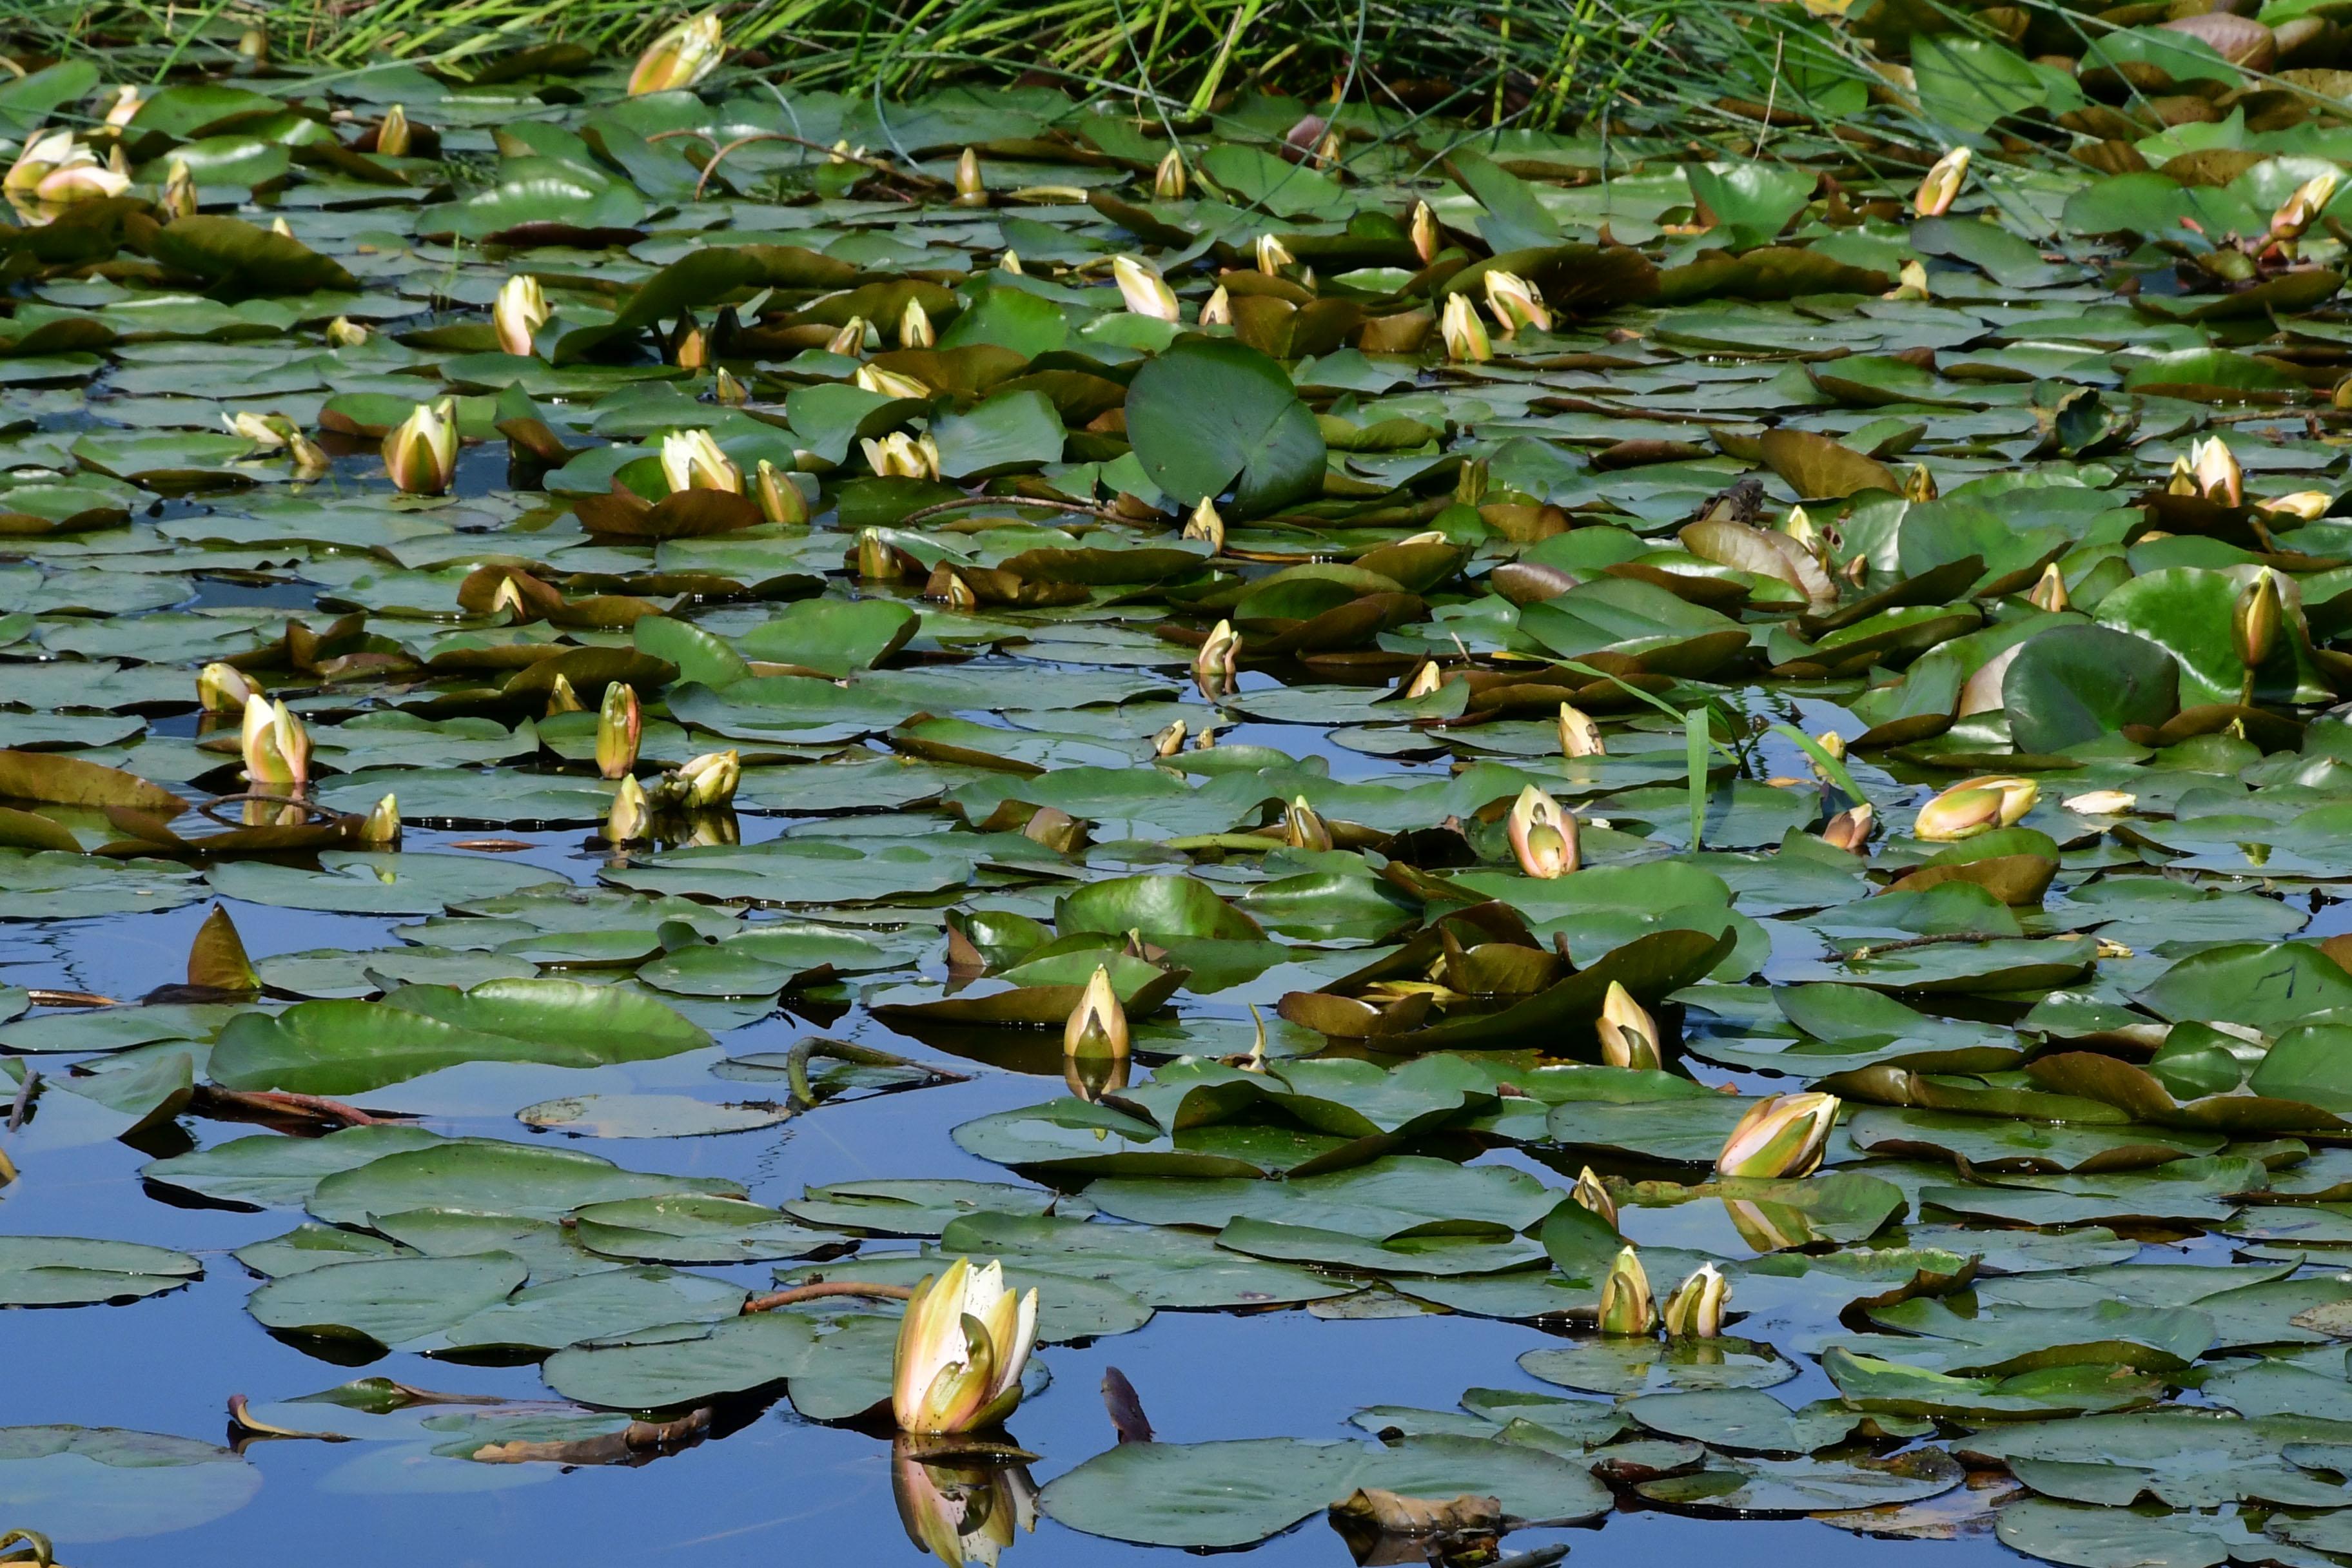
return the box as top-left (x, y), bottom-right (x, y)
top-left (629, 10), bottom-right (725, 95)
top-left (1716, 1092), bottom-right (1839, 1179)
top-left (660, 429), bottom-right (741, 493)
top-left (892, 1257), bottom-right (1039, 1435)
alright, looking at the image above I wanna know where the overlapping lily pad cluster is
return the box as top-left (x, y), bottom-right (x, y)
top-left (23, 2), bottom-right (2352, 1561)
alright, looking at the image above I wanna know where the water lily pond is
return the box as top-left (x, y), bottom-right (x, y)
top-left (24, 7), bottom-right (2352, 1566)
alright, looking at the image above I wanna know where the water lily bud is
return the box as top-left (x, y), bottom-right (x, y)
top-left (1715, 1091), bottom-right (1840, 1179)
top-left (954, 146), bottom-right (985, 206)
top-left (1597, 1246), bottom-right (1656, 1336)
top-left (1903, 463), bottom-right (1937, 503)
top-left (1887, 258), bottom-right (1931, 300)
top-left (357, 792), bottom-right (400, 847)
top-left (2237, 567), bottom-right (2282, 670)
top-left (1000, 250), bottom-right (1024, 275)
top-left (755, 459), bottom-right (808, 525)
top-left (1482, 269), bottom-right (1552, 335)
top-left (2273, 171), bottom-right (2338, 241)
top-left (199, 662), bottom-right (260, 712)
top-left (161, 157), bottom-right (197, 219)
top-left (1661, 1262), bottom-right (1729, 1338)
top-left (2259, 491), bottom-right (2332, 521)
top-left (1152, 719), bottom-right (1188, 756)
top-left (224, 411), bottom-right (284, 448)
top-left (2028, 562), bottom-right (2068, 612)
top-left (382, 398), bottom-right (458, 495)
top-left (1195, 620), bottom-right (1242, 700)
top-left (545, 673), bottom-right (584, 715)
top-left (899, 297), bottom-right (936, 349)
top-left (1064, 964), bottom-right (1130, 1066)
top-left (826, 316), bottom-right (868, 357)
top-left (673, 321), bottom-right (707, 370)
top-left (855, 364), bottom-right (932, 401)
top-left (660, 428), bottom-right (741, 493)
top-left (1570, 1166), bottom-right (1617, 1230)
top-left (1506, 784), bottom-right (1578, 879)
top-left (712, 367), bottom-right (749, 406)
top-left (326, 317), bottom-right (368, 348)
top-left (1815, 730), bottom-right (1846, 763)
top-left (2190, 435), bottom-right (2242, 507)
top-left (1558, 701), bottom-right (1605, 759)
top-left (1914, 774), bottom-right (2036, 840)
top-left (2166, 453), bottom-right (2197, 496)
top-left (105, 86), bottom-right (143, 127)
top-left (1284, 795), bottom-right (1333, 851)
top-left (492, 274), bottom-right (547, 357)
top-left (674, 749), bottom-right (740, 808)
top-left (1409, 200), bottom-right (1438, 263)
top-left (1596, 981), bottom-right (1659, 1070)
top-left (1402, 661), bottom-right (1444, 700)
top-left (629, 9), bottom-right (725, 95)
top-left (1256, 233), bottom-right (1294, 276)
top-left (861, 431), bottom-right (937, 480)
top-left (4, 130), bottom-right (72, 197)
top-left (1820, 801), bottom-right (1874, 854)
top-left (1199, 284), bottom-right (1232, 327)
top-left (892, 1257), bottom-right (1039, 1435)
top-left (857, 527), bottom-right (901, 580)
top-left (1112, 255), bottom-right (1180, 322)
top-left (596, 682), bottom-right (641, 780)
top-left (239, 26), bottom-right (268, 62)
top-left (286, 429), bottom-right (331, 481)
top-left (1914, 145), bottom-right (1970, 217)
top-left (606, 774), bottom-right (651, 843)
top-left (1182, 497), bottom-right (1224, 551)
top-left (1153, 147), bottom-right (1188, 200)
top-left (268, 216), bottom-right (294, 239)
top-left (1455, 457), bottom-right (1489, 506)
top-left (1440, 292), bottom-right (1491, 362)
top-left (2063, 789), bottom-right (2136, 816)
top-left (240, 694), bottom-right (310, 791)
top-left (375, 104), bottom-right (411, 159)
top-left (1781, 504), bottom-right (1821, 552)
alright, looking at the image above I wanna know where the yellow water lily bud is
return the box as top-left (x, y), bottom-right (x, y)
top-left (1409, 200), bottom-right (1438, 263)
top-left (1506, 784), bottom-right (1578, 879)
top-left (223, 411), bottom-right (284, 447)
top-left (105, 86), bottom-right (143, 128)
top-left (375, 104), bottom-right (411, 159)
top-left (596, 682), bottom-right (641, 780)
top-left (857, 528), bottom-right (901, 580)
top-left (2191, 436), bottom-right (2242, 507)
top-left (1402, 661), bottom-right (1443, 700)
top-left (2258, 491), bottom-right (2331, 521)
top-left (1182, 497), bottom-right (1224, 551)
top-left (160, 157), bottom-right (197, 219)
top-left (545, 673), bottom-right (584, 715)
top-left (1153, 147), bottom-right (1188, 200)
top-left (1570, 1166), bottom-right (1617, 1230)
top-left (899, 297), bottom-right (936, 349)
top-left (493, 275), bottom-right (547, 357)
top-left (1815, 730), bottom-right (1846, 763)
top-left (1256, 233), bottom-right (1295, 276)
top-left (1914, 145), bottom-right (1970, 217)
top-left (892, 1257), bottom-right (1039, 1435)
top-left (1112, 255), bottom-right (1180, 321)
top-left (1440, 292), bottom-right (1491, 362)
top-left (672, 749), bottom-right (740, 808)
top-left (286, 429), bottom-right (331, 480)
top-left (954, 146), bottom-right (985, 206)
top-left (326, 316), bottom-right (369, 347)
top-left (2166, 453), bottom-right (2197, 496)
top-left (357, 792), bottom-right (400, 847)
top-left (1820, 801), bottom-right (1874, 854)
top-left (1195, 620), bottom-right (1242, 700)
top-left (197, 662), bottom-right (260, 712)
top-left (1903, 463), bottom-right (1937, 503)
top-left (1153, 719), bottom-right (1188, 756)
top-left (268, 215), bottom-right (294, 239)
top-left (1914, 774), bottom-right (2037, 841)
top-left (1482, 269), bottom-right (1552, 335)
top-left (1064, 965), bottom-right (1130, 1066)
top-left (861, 431), bottom-right (938, 480)
top-left (2028, 562), bottom-right (2068, 612)
top-left (1661, 1262), bottom-right (1729, 1338)
top-left (1198, 284), bottom-right (1231, 327)
top-left (826, 316), bottom-right (869, 357)
top-left (1597, 1246), bottom-right (1656, 1335)
top-left (1558, 702), bottom-right (1605, 759)
top-left (239, 26), bottom-right (268, 62)
top-left (5, 130), bottom-right (73, 197)
top-left (673, 322), bottom-right (707, 370)
top-left (382, 398), bottom-right (458, 495)
top-left (629, 10), bottom-right (725, 95)
top-left (606, 774), bottom-right (651, 843)
top-left (855, 363), bottom-right (931, 400)
top-left (1284, 795), bottom-right (1333, 851)
top-left (1781, 504), bottom-right (1821, 552)
top-left (2237, 567), bottom-right (2282, 670)
top-left (712, 367), bottom-right (748, 406)
top-left (2274, 171), bottom-right (2338, 241)
top-left (1596, 981), bottom-right (1659, 1070)
top-left (2063, 789), bottom-right (2136, 816)
top-left (1715, 1091), bottom-right (1840, 1179)
top-left (1000, 250), bottom-right (1024, 275)
top-left (660, 428), bottom-right (742, 493)
top-left (239, 694), bottom-right (310, 791)
top-left (754, 460), bottom-right (808, 525)
top-left (1885, 258), bottom-right (1931, 300)
top-left (1455, 457), bottom-right (1488, 505)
